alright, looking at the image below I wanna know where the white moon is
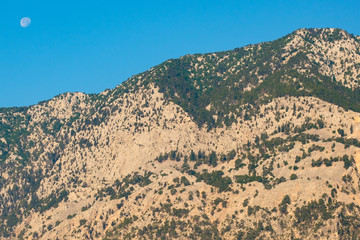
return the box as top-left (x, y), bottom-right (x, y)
top-left (20, 17), bottom-right (31, 28)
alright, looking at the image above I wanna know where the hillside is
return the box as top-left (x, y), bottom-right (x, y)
top-left (0, 28), bottom-right (360, 239)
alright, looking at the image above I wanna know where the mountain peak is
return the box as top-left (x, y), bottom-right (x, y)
top-left (292, 27), bottom-right (352, 39)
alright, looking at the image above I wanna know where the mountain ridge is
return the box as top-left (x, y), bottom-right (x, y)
top-left (0, 28), bottom-right (360, 239)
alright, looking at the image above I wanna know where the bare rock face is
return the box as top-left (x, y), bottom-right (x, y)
top-left (0, 28), bottom-right (360, 239)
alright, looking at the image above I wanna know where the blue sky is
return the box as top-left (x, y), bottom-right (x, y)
top-left (1, 0), bottom-right (359, 107)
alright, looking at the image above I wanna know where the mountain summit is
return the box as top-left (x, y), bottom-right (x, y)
top-left (0, 28), bottom-right (360, 239)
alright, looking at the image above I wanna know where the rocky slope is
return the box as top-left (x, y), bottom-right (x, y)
top-left (0, 28), bottom-right (360, 239)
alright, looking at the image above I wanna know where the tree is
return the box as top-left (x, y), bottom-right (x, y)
top-left (337, 128), bottom-right (345, 137)
top-left (279, 195), bottom-right (291, 214)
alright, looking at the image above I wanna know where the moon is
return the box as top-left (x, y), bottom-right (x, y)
top-left (20, 17), bottom-right (31, 28)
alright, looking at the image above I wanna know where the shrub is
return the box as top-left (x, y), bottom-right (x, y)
top-left (79, 219), bottom-right (87, 226)
top-left (290, 174), bottom-right (298, 180)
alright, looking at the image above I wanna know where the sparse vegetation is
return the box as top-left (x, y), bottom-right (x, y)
top-left (0, 28), bottom-right (360, 239)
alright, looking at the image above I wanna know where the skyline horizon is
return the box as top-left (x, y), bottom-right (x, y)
top-left (2, 26), bottom-right (359, 109)
top-left (1, 0), bottom-right (359, 107)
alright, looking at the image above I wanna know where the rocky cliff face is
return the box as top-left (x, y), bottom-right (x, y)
top-left (0, 28), bottom-right (360, 239)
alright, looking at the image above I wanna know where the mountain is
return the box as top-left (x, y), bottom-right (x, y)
top-left (0, 28), bottom-right (360, 239)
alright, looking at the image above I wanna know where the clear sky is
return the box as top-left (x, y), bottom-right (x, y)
top-left (1, 0), bottom-right (359, 107)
